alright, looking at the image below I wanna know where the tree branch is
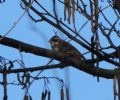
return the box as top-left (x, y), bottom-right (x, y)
top-left (1, 35), bottom-right (120, 79)
top-left (21, 0), bottom-right (120, 67)
top-left (0, 63), bottom-right (67, 74)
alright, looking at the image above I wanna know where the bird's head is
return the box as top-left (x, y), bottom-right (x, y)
top-left (49, 35), bottom-right (60, 45)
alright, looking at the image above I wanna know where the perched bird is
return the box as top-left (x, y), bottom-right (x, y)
top-left (49, 35), bottom-right (85, 61)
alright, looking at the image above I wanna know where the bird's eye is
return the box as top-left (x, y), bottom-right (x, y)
top-left (52, 38), bottom-right (58, 42)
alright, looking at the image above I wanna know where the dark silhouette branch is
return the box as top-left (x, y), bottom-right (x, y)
top-left (3, 67), bottom-right (8, 100)
top-left (21, 0), bottom-right (120, 67)
top-left (0, 58), bottom-right (119, 79)
top-left (0, 35), bottom-right (120, 79)
top-left (0, 35), bottom-right (56, 59)
top-left (0, 63), bottom-right (67, 74)
top-left (1, 0), bottom-right (120, 100)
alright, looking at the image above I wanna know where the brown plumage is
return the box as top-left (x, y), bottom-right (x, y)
top-left (49, 35), bottom-right (85, 61)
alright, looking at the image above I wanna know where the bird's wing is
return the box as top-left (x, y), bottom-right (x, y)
top-left (61, 40), bottom-right (85, 60)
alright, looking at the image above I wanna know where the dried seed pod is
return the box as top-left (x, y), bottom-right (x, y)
top-left (29, 95), bottom-right (32, 100)
top-left (67, 4), bottom-right (71, 24)
top-left (41, 90), bottom-right (48, 100)
top-left (44, 89), bottom-right (48, 99)
top-left (94, 0), bottom-right (99, 33)
top-left (76, 0), bottom-right (78, 9)
top-left (48, 91), bottom-right (51, 100)
top-left (113, 75), bottom-right (117, 100)
top-left (41, 91), bottom-right (45, 100)
top-left (71, 0), bottom-right (75, 23)
top-left (61, 88), bottom-right (64, 100)
top-left (64, 0), bottom-right (71, 24)
top-left (66, 87), bottom-right (69, 100)
top-left (24, 95), bottom-right (28, 100)
top-left (118, 74), bottom-right (120, 100)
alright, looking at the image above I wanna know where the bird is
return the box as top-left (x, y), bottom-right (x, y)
top-left (49, 35), bottom-right (85, 61)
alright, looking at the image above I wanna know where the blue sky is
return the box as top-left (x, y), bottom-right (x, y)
top-left (0, 0), bottom-right (116, 100)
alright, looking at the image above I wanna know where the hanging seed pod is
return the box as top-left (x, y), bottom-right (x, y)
top-left (95, 33), bottom-right (100, 82)
top-left (24, 95), bottom-right (28, 100)
top-left (41, 91), bottom-right (45, 100)
top-left (90, 0), bottom-right (94, 33)
top-left (41, 90), bottom-right (48, 100)
top-left (93, 0), bottom-right (99, 33)
top-left (76, 0), bottom-right (78, 9)
top-left (113, 75), bottom-right (117, 100)
top-left (67, 0), bottom-right (71, 24)
top-left (48, 91), bottom-right (51, 100)
top-left (66, 87), bottom-right (69, 100)
top-left (71, 0), bottom-right (75, 24)
top-left (29, 95), bottom-right (32, 100)
top-left (61, 88), bottom-right (64, 100)
top-left (64, 0), bottom-right (67, 20)
top-left (117, 74), bottom-right (120, 100)
top-left (64, 0), bottom-right (71, 24)
top-left (44, 89), bottom-right (48, 99)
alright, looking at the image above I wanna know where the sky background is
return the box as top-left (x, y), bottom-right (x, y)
top-left (0, 0), bottom-right (116, 100)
